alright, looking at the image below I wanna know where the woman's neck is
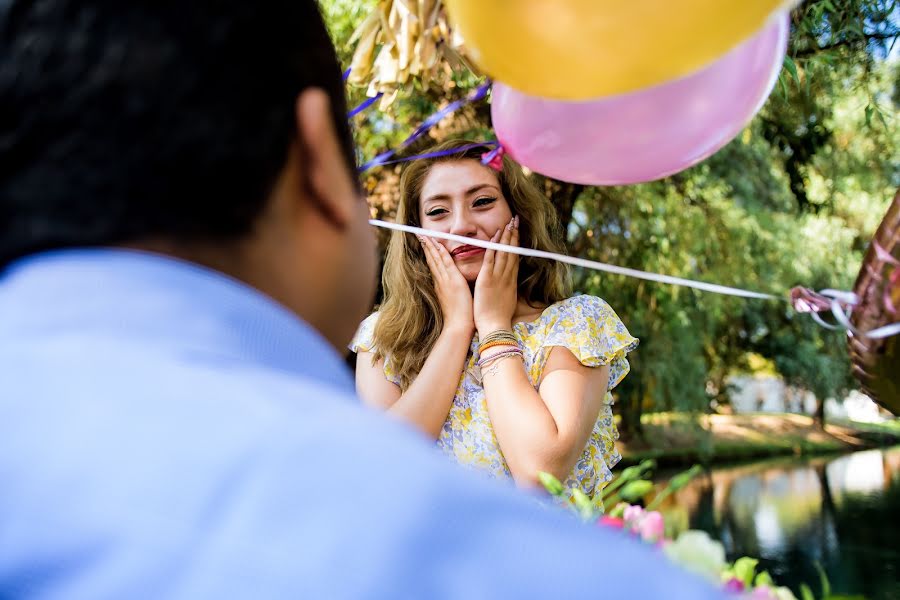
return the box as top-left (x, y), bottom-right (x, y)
top-left (512, 297), bottom-right (546, 325)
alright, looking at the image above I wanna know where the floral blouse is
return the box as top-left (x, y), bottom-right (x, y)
top-left (351, 294), bottom-right (639, 510)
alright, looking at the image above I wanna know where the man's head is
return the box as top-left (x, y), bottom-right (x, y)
top-left (0, 0), bottom-right (377, 349)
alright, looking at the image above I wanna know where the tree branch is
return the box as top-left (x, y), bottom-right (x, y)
top-left (793, 31), bottom-right (898, 58)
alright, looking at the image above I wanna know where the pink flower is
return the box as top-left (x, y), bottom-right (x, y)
top-left (638, 510), bottom-right (665, 543)
top-left (746, 585), bottom-right (776, 599)
top-left (599, 516), bottom-right (625, 529)
top-left (723, 577), bottom-right (745, 593)
top-left (623, 504), bottom-right (645, 525)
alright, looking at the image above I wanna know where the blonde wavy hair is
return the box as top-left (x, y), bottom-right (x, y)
top-left (371, 139), bottom-right (572, 389)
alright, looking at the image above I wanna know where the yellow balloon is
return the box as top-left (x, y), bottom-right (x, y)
top-left (445, 0), bottom-right (793, 100)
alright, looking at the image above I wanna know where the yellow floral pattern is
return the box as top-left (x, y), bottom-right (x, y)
top-left (351, 294), bottom-right (638, 510)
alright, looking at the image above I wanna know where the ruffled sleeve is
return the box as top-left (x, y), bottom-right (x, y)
top-left (537, 295), bottom-right (639, 392)
top-left (349, 312), bottom-right (402, 387)
top-left (349, 312), bottom-right (379, 354)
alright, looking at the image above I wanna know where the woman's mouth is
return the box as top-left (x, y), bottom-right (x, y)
top-left (450, 244), bottom-right (486, 260)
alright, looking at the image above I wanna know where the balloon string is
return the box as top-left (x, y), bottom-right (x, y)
top-left (369, 220), bottom-right (899, 341)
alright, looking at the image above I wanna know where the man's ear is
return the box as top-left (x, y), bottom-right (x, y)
top-left (294, 88), bottom-right (355, 229)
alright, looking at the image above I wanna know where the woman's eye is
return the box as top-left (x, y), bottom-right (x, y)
top-left (425, 208), bottom-right (448, 217)
top-left (473, 196), bottom-right (497, 207)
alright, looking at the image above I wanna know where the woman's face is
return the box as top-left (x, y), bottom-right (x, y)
top-left (418, 159), bottom-right (514, 283)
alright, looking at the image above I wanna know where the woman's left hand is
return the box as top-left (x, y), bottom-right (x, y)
top-left (474, 215), bottom-right (519, 336)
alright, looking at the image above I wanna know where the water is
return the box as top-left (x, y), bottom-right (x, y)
top-left (653, 447), bottom-right (900, 599)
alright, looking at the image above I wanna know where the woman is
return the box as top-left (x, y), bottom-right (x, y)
top-left (352, 139), bottom-right (638, 508)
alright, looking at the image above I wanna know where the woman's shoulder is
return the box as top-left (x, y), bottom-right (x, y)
top-left (521, 294), bottom-right (635, 350)
top-left (524, 294), bottom-right (638, 379)
top-left (536, 294), bottom-right (615, 323)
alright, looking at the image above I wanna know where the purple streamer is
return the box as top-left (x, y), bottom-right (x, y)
top-left (360, 141), bottom-right (499, 168)
top-left (348, 93), bottom-right (384, 118)
top-left (342, 68), bottom-right (351, 81)
top-left (359, 82), bottom-right (492, 172)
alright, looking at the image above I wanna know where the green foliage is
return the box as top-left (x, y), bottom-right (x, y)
top-left (647, 465), bottom-right (703, 510)
top-left (618, 480), bottom-right (654, 503)
top-left (570, 488), bottom-right (594, 521)
top-left (732, 557), bottom-right (760, 588)
top-left (539, 460), bottom-right (699, 523)
top-left (537, 471), bottom-right (565, 496)
top-left (816, 562), bottom-right (832, 599)
top-left (802, 583), bottom-right (817, 600)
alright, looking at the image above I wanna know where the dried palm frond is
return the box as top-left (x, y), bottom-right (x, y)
top-left (346, 0), bottom-right (478, 108)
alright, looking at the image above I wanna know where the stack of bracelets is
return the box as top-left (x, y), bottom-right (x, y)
top-left (476, 330), bottom-right (523, 379)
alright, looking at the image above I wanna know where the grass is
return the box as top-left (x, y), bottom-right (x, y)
top-left (617, 412), bottom-right (900, 467)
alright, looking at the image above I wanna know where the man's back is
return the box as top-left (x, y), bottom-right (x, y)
top-left (0, 250), bottom-right (720, 598)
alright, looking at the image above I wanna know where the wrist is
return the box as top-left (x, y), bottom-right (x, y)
top-left (442, 320), bottom-right (475, 339)
top-left (476, 320), bottom-right (513, 338)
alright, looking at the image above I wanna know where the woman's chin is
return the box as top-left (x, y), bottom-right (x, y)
top-left (458, 265), bottom-right (481, 283)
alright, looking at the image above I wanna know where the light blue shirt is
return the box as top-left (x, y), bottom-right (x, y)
top-left (0, 249), bottom-right (722, 599)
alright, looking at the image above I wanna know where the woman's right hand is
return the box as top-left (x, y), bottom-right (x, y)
top-left (419, 235), bottom-right (474, 334)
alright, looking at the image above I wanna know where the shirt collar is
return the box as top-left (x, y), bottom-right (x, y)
top-left (1, 248), bottom-right (355, 395)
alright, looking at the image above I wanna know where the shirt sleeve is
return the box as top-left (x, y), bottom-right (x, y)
top-left (349, 312), bottom-right (379, 354)
top-left (539, 295), bottom-right (638, 392)
top-left (348, 312), bottom-right (401, 387)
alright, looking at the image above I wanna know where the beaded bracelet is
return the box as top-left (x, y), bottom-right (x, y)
top-left (481, 352), bottom-right (524, 379)
top-left (480, 329), bottom-right (516, 344)
top-left (479, 340), bottom-right (519, 353)
top-left (476, 347), bottom-right (523, 368)
top-left (478, 329), bottom-right (518, 354)
top-left (479, 338), bottom-right (517, 353)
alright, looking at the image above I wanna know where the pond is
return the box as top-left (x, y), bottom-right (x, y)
top-left (653, 447), bottom-right (900, 599)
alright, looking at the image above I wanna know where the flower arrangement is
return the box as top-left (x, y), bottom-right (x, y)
top-left (539, 461), bottom-right (848, 600)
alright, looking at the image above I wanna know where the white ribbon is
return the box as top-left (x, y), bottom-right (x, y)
top-left (816, 289), bottom-right (900, 340)
top-left (370, 220), bottom-right (779, 300)
top-left (368, 220), bottom-right (899, 341)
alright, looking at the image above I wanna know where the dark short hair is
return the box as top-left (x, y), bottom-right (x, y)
top-left (0, 0), bottom-right (356, 265)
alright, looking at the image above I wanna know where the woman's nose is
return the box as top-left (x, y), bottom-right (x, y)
top-left (449, 210), bottom-right (478, 238)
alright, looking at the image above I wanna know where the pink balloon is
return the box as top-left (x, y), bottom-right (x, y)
top-left (491, 14), bottom-right (789, 186)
